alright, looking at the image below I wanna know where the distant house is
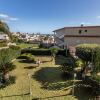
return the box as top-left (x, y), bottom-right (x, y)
top-left (0, 32), bottom-right (9, 41)
top-left (53, 25), bottom-right (100, 48)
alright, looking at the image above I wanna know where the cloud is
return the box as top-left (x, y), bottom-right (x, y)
top-left (9, 17), bottom-right (19, 21)
top-left (81, 22), bottom-right (91, 25)
top-left (0, 13), bottom-right (9, 18)
top-left (0, 13), bottom-right (19, 21)
top-left (96, 16), bottom-right (100, 19)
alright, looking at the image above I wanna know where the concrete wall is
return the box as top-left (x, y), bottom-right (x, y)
top-left (65, 27), bottom-right (100, 36)
top-left (64, 36), bottom-right (100, 46)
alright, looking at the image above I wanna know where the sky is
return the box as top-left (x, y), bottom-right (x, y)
top-left (0, 0), bottom-right (100, 34)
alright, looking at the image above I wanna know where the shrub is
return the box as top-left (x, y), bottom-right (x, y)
top-left (19, 53), bottom-right (35, 62)
top-left (9, 45), bottom-right (21, 59)
top-left (25, 53), bottom-right (35, 62)
top-left (0, 42), bottom-right (7, 47)
top-left (50, 48), bottom-right (58, 57)
top-left (75, 58), bottom-right (84, 68)
top-left (39, 43), bottom-right (43, 48)
top-left (76, 44), bottom-right (100, 62)
top-left (18, 53), bottom-right (29, 59)
top-left (91, 74), bottom-right (100, 83)
top-left (21, 48), bottom-right (66, 56)
top-left (61, 63), bottom-right (74, 73)
top-left (61, 58), bottom-right (74, 74)
top-left (76, 44), bottom-right (100, 75)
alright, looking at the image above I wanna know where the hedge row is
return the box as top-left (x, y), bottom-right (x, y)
top-left (76, 44), bottom-right (100, 61)
top-left (21, 48), bottom-right (66, 56)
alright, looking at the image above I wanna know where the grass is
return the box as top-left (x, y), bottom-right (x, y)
top-left (17, 43), bottom-right (39, 49)
top-left (0, 56), bottom-right (94, 100)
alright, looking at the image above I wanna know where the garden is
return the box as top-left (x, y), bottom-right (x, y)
top-left (0, 43), bottom-right (99, 100)
top-left (0, 16), bottom-right (100, 100)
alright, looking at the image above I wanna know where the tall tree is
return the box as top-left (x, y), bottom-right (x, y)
top-left (0, 20), bottom-right (12, 40)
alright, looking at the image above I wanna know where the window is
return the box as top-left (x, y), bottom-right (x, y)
top-left (79, 30), bottom-right (82, 34)
top-left (85, 30), bottom-right (87, 32)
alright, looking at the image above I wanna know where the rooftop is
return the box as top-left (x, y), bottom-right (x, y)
top-left (53, 25), bottom-right (100, 32)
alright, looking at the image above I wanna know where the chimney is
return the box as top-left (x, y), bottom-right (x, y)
top-left (81, 24), bottom-right (84, 27)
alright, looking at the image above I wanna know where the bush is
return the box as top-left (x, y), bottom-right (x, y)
top-left (91, 74), bottom-right (100, 83)
top-left (19, 53), bottom-right (35, 62)
top-left (61, 58), bottom-right (74, 74)
top-left (21, 48), bottom-right (66, 56)
top-left (9, 45), bottom-right (21, 59)
top-left (61, 62), bottom-right (74, 75)
top-left (76, 44), bottom-right (100, 75)
top-left (75, 58), bottom-right (84, 67)
top-left (0, 42), bottom-right (7, 47)
top-left (76, 44), bottom-right (100, 62)
top-left (39, 43), bottom-right (43, 48)
top-left (25, 53), bottom-right (35, 62)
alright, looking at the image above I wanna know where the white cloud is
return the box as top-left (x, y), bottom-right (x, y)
top-left (9, 17), bottom-right (19, 21)
top-left (0, 13), bottom-right (9, 18)
top-left (81, 22), bottom-right (91, 25)
top-left (96, 16), bottom-right (100, 19)
top-left (0, 13), bottom-right (19, 21)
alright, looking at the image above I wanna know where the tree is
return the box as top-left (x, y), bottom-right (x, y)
top-left (50, 48), bottom-right (58, 61)
top-left (61, 62), bottom-right (74, 74)
top-left (0, 46), bottom-right (20, 83)
top-left (0, 20), bottom-right (12, 40)
top-left (93, 47), bottom-right (100, 74)
top-left (76, 44), bottom-right (100, 74)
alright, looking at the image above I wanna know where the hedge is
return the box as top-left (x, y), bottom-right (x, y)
top-left (21, 48), bottom-right (66, 56)
top-left (76, 44), bottom-right (100, 62)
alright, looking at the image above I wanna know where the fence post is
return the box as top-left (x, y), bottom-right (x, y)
top-left (28, 74), bottom-right (32, 100)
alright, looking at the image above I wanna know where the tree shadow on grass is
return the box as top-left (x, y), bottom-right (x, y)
top-left (0, 76), bottom-right (16, 89)
top-left (55, 56), bottom-right (74, 66)
top-left (18, 59), bottom-right (36, 64)
top-left (24, 66), bottom-right (38, 69)
top-left (68, 87), bottom-right (96, 100)
top-left (32, 67), bottom-right (73, 90)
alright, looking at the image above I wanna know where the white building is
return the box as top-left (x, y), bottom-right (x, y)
top-left (0, 33), bottom-right (9, 41)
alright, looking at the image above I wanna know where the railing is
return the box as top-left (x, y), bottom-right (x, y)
top-left (54, 35), bottom-right (64, 47)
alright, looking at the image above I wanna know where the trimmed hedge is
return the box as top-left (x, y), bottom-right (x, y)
top-left (19, 53), bottom-right (35, 62)
top-left (21, 48), bottom-right (66, 56)
top-left (76, 44), bottom-right (100, 62)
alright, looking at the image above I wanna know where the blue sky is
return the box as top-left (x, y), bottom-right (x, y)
top-left (0, 0), bottom-right (100, 34)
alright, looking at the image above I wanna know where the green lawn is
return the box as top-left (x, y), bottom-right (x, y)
top-left (17, 43), bottom-right (39, 49)
top-left (0, 56), bottom-right (93, 100)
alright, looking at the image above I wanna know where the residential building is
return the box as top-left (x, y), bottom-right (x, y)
top-left (53, 25), bottom-right (100, 48)
top-left (0, 33), bottom-right (9, 41)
